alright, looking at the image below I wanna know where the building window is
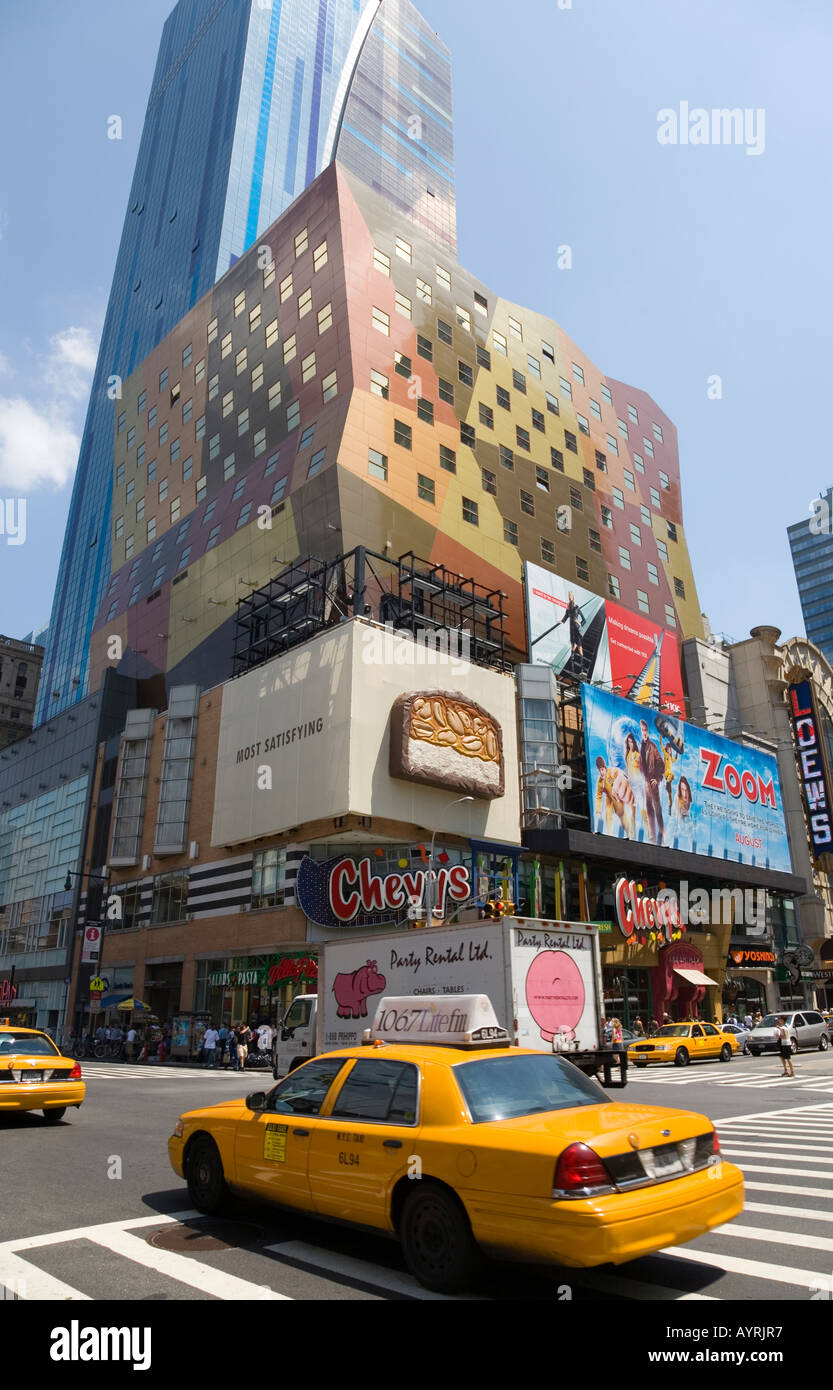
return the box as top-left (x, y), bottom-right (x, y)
top-left (456, 306), bottom-right (472, 332)
top-left (307, 449), bottom-right (326, 478)
top-left (252, 848), bottom-right (286, 908)
top-left (624, 469), bottom-right (635, 491)
top-left (182, 455), bottom-right (193, 481)
top-left (504, 519), bottom-right (519, 546)
top-left (116, 463), bottom-right (125, 487)
top-left (492, 330), bottom-right (507, 356)
top-left (286, 400), bottom-right (300, 432)
top-left (148, 405), bottom-right (157, 427)
top-left (231, 477), bottom-right (247, 502)
top-left (601, 505), bottom-right (613, 529)
top-left (440, 445), bottom-right (456, 473)
top-left (564, 430), bottom-right (577, 453)
top-left (619, 546), bottom-right (631, 571)
top-left (569, 487), bottom-right (583, 511)
top-left (458, 361), bottom-right (473, 387)
top-left (151, 869), bottom-right (190, 922)
top-left (147, 459), bottom-right (157, 480)
top-left (238, 408), bottom-right (250, 436)
top-left (250, 364), bottom-right (264, 396)
top-left (313, 239), bottom-right (328, 272)
top-left (236, 346), bottom-right (248, 375)
top-left (372, 307), bottom-right (390, 336)
top-left (137, 443), bottom-right (146, 466)
top-left (209, 433), bottom-right (220, 461)
top-left (223, 453), bottom-right (235, 481)
top-left (613, 487), bottom-right (624, 510)
top-left (394, 351), bottom-right (411, 378)
top-left (665, 605), bottom-right (677, 629)
top-left (606, 434), bottom-right (619, 455)
top-left (222, 391), bottom-right (234, 418)
top-left (395, 236), bottom-right (412, 264)
top-left (546, 392), bottom-right (560, 415)
top-left (541, 538), bottom-right (555, 565)
top-left (418, 398), bottom-right (435, 425)
top-left (220, 332), bottom-right (232, 359)
top-left (496, 385), bottom-right (510, 411)
top-left (370, 369), bottom-right (389, 399)
top-left (115, 514), bottom-right (124, 540)
top-left (630, 522), bottom-right (642, 546)
top-left (205, 524), bottom-right (221, 550)
top-left (551, 447), bottom-right (564, 472)
top-left (265, 318), bottom-right (279, 350)
top-left (417, 335), bottom-right (433, 361)
top-left (159, 478), bottom-right (169, 503)
top-left (641, 504), bottom-right (652, 527)
top-left (126, 427), bottom-right (135, 451)
top-left (436, 264), bottom-right (452, 290)
top-left (170, 497), bottom-right (181, 524)
top-left (476, 346), bottom-right (491, 370)
top-left (263, 259), bottom-right (275, 289)
top-left (536, 467), bottom-right (550, 492)
top-left (147, 517), bottom-right (157, 542)
top-left (660, 470), bottom-right (670, 490)
top-left (369, 448), bottom-right (388, 481)
top-left (394, 420), bottom-right (412, 450)
top-left (481, 468), bottom-right (496, 495)
top-left (264, 451), bottom-right (280, 478)
top-left (583, 468), bottom-right (595, 491)
top-left (318, 302), bottom-right (333, 334)
top-left (667, 520), bottom-right (678, 542)
top-left (253, 428), bottom-right (267, 458)
top-left (208, 373), bottom-right (219, 400)
top-left (301, 351), bottom-right (316, 383)
top-left (283, 334), bottom-right (297, 364)
top-left (508, 316), bottom-right (523, 342)
top-left (643, 438), bottom-right (655, 458)
top-left (595, 450), bottom-right (607, 472)
top-left (416, 277), bottom-right (432, 304)
top-left (278, 274), bottom-right (293, 304)
top-left (520, 490), bottom-right (535, 516)
top-left (479, 402), bottom-right (494, 429)
top-left (322, 370), bottom-right (338, 403)
top-left (461, 422), bottom-right (476, 448)
top-left (674, 577), bottom-right (686, 599)
top-left (373, 248), bottom-right (390, 276)
top-left (195, 476), bottom-right (207, 503)
top-left (462, 497), bottom-right (479, 526)
top-left (608, 574), bottom-right (620, 599)
top-left (170, 438), bottom-right (181, 463)
top-left (500, 445), bottom-right (515, 471)
top-left (647, 562), bottom-right (659, 586)
top-left (438, 377), bottom-right (454, 404)
top-left (295, 228), bottom-right (308, 258)
top-left (634, 453), bottom-right (645, 474)
top-left (395, 292), bottom-right (412, 320)
top-left (137, 390), bottom-right (147, 413)
top-left (653, 422), bottom-right (664, 442)
top-left (589, 528), bottom-right (602, 553)
top-left (437, 319), bottom-right (453, 345)
top-left (417, 474), bottom-right (435, 504)
top-left (637, 590), bottom-right (650, 614)
top-left (136, 497), bottom-right (144, 521)
top-left (617, 418), bottom-right (629, 439)
top-left (532, 408), bottom-right (546, 433)
top-left (270, 477), bottom-right (287, 504)
top-left (656, 538), bottom-right (669, 562)
top-left (516, 426), bottom-right (530, 451)
top-left (159, 422), bottom-right (168, 446)
top-left (650, 487), bottom-right (661, 509)
top-left (299, 424), bottom-right (316, 450)
top-left (298, 288), bottom-right (312, 319)
top-left (577, 413), bottom-right (590, 436)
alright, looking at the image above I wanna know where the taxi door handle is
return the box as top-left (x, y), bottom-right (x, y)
top-left (293, 1128), bottom-right (310, 1137)
top-left (383, 1139), bottom-right (402, 1149)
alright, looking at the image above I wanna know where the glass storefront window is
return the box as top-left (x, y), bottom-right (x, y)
top-left (252, 848), bottom-right (286, 908)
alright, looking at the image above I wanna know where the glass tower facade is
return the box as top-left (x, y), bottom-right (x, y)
top-left (788, 488), bottom-right (833, 663)
top-left (39, 0), bottom-right (454, 723)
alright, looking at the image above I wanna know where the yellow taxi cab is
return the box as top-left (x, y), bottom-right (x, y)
top-left (168, 995), bottom-right (744, 1292)
top-left (629, 1022), bottom-right (739, 1069)
top-left (0, 1025), bottom-right (86, 1122)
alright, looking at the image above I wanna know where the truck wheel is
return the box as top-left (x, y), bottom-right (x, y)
top-left (674, 1047), bottom-right (689, 1067)
top-left (186, 1136), bottom-right (229, 1214)
top-left (399, 1184), bottom-right (479, 1294)
top-left (719, 1044), bottom-right (732, 1063)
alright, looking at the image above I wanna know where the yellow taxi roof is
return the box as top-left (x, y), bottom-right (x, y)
top-left (0, 1025), bottom-right (45, 1035)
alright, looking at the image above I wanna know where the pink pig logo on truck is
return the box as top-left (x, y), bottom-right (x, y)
top-left (525, 951), bottom-right (586, 1043)
top-left (332, 960), bottom-right (387, 1019)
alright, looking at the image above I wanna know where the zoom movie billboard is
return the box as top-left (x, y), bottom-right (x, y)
top-left (581, 685), bottom-right (791, 872)
top-left (525, 563), bottom-right (684, 713)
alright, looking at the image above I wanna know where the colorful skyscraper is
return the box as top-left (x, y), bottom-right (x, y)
top-left (39, 0), bottom-right (455, 721)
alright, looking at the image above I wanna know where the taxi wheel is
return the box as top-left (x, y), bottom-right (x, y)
top-left (719, 1044), bottom-right (732, 1063)
top-left (186, 1136), bottom-right (229, 1214)
top-left (42, 1108), bottom-right (67, 1124)
top-left (399, 1183), bottom-right (479, 1294)
top-left (674, 1047), bottom-right (689, 1067)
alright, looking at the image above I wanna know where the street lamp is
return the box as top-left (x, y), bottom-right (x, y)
top-left (423, 797), bottom-right (474, 925)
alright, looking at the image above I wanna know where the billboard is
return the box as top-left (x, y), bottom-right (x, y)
top-left (581, 684), bottom-right (791, 872)
top-left (788, 681), bottom-right (833, 858)
top-left (525, 562), bottom-right (684, 713)
top-left (210, 621), bottom-right (521, 848)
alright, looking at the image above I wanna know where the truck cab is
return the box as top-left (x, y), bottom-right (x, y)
top-left (272, 993), bottom-right (317, 1079)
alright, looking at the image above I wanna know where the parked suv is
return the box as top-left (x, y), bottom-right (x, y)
top-left (747, 1011), bottom-right (831, 1056)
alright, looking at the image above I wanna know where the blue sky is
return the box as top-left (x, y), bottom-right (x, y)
top-left (0, 0), bottom-right (829, 646)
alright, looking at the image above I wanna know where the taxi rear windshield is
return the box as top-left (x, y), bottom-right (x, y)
top-left (453, 1054), bottom-right (605, 1124)
top-left (654, 1025), bottom-right (691, 1037)
top-left (0, 1032), bottom-right (59, 1057)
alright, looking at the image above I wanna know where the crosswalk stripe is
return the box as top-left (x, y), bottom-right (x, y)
top-left (721, 1147), bottom-right (833, 1165)
top-left (0, 1210), bottom-right (201, 1254)
top-left (718, 1138), bottom-right (833, 1152)
top-left (745, 1200), bottom-right (833, 1224)
top-left (718, 1101), bottom-right (833, 1124)
top-left (89, 1227), bottom-right (290, 1301)
top-left (656, 1244), bottom-right (824, 1289)
top-left (713, 1221), bottom-right (833, 1254)
top-left (746, 1180), bottom-right (833, 1199)
top-left (264, 1241), bottom-right (473, 1301)
top-left (0, 1250), bottom-right (91, 1301)
top-left (726, 1162), bottom-right (833, 1179)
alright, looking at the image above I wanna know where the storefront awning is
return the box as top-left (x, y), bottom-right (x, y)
top-left (674, 966), bottom-right (720, 987)
top-left (99, 992), bottom-right (131, 1009)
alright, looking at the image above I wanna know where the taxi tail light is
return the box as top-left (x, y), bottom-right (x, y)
top-left (69, 1061), bottom-right (82, 1080)
top-left (553, 1143), bottom-right (615, 1197)
top-left (711, 1129), bottom-right (721, 1156)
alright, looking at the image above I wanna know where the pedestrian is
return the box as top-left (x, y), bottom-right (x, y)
top-left (236, 1022), bottom-right (251, 1072)
top-left (126, 1025), bottom-right (137, 1062)
top-left (633, 1017), bottom-right (645, 1036)
top-left (648, 1017), bottom-right (659, 1036)
top-left (776, 1016), bottom-right (795, 1077)
top-left (157, 1034), bottom-right (167, 1065)
top-left (217, 1023), bottom-right (228, 1069)
top-left (743, 1013), bottom-right (753, 1030)
top-left (248, 1022), bottom-right (259, 1057)
top-left (202, 1023), bottom-right (218, 1069)
top-left (610, 1016), bottom-right (628, 1081)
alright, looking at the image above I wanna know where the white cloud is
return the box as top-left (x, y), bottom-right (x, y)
top-left (0, 397), bottom-right (80, 489)
top-left (0, 324), bottom-right (99, 490)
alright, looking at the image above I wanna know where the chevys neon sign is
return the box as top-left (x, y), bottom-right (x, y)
top-left (614, 878), bottom-right (685, 943)
top-left (699, 748), bottom-right (777, 807)
top-left (788, 681), bottom-right (833, 856)
top-left (295, 854), bottom-right (472, 929)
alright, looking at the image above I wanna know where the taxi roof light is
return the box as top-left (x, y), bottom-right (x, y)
top-left (367, 995), bottom-right (510, 1049)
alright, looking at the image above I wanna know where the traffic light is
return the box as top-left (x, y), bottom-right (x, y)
top-left (500, 897), bottom-right (515, 917)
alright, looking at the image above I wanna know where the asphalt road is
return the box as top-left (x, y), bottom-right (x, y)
top-left (2, 1049), bottom-right (833, 1302)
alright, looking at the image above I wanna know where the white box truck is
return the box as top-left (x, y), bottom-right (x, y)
top-left (271, 919), bottom-right (625, 1086)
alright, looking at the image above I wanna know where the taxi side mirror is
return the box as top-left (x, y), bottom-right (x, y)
top-left (245, 1092), bottom-right (267, 1111)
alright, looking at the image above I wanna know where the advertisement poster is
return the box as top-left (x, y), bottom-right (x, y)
top-left (525, 562), bottom-right (684, 713)
top-left (581, 684), bottom-right (791, 871)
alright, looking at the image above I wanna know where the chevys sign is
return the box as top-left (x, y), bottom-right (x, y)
top-left (296, 854), bottom-right (471, 930)
top-left (615, 878), bottom-right (685, 943)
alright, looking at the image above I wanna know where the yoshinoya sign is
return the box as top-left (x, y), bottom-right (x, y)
top-left (727, 948), bottom-right (777, 968)
top-left (296, 854), bottom-right (472, 929)
top-left (788, 681), bottom-right (833, 857)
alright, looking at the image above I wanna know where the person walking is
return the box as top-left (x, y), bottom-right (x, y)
top-left (126, 1025), bottom-right (137, 1062)
top-left (236, 1022), bottom-right (251, 1072)
top-left (633, 1017), bottom-right (645, 1036)
top-left (202, 1023), bottom-right (218, 1069)
top-left (776, 1016), bottom-right (795, 1077)
top-left (610, 1016), bottom-right (628, 1081)
top-left (216, 1023), bottom-right (228, 1069)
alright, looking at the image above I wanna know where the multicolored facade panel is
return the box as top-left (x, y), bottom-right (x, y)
top-left (90, 158), bottom-right (702, 699)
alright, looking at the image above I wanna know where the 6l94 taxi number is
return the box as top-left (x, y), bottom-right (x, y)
top-left (338, 1151), bottom-right (360, 1166)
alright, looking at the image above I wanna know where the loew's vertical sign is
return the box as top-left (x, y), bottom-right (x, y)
top-left (788, 681), bottom-right (833, 857)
